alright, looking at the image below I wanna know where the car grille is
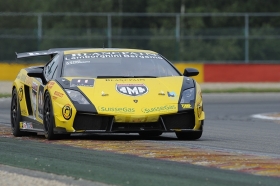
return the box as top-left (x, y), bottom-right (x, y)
top-left (111, 122), bottom-right (163, 132)
top-left (73, 113), bottom-right (113, 131)
top-left (161, 111), bottom-right (195, 130)
top-left (73, 112), bottom-right (195, 132)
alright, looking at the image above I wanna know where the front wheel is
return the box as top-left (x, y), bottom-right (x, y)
top-left (43, 92), bottom-right (57, 140)
top-left (175, 121), bottom-right (204, 140)
top-left (10, 88), bottom-right (24, 136)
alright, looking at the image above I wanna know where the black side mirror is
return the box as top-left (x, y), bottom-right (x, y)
top-left (183, 68), bottom-right (199, 77)
top-left (27, 67), bottom-right (47, 84)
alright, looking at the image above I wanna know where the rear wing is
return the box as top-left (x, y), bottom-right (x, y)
top-left (16, 48), bottom-right (85, 58)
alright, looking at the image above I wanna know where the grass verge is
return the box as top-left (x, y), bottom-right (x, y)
top-left (203, 88), bottom-right (280, 93)
top-left (0, 93), bottom-right (11, 98)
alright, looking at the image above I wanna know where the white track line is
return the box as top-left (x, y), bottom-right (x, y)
top-left (251, 113), bottom-right (280, 120)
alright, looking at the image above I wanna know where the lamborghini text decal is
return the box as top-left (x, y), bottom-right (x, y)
top-left (64, 52), bottom-right (163, 61)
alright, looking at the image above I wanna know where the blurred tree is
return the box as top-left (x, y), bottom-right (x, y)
top-left (1, 0), bottom-right (280, 61)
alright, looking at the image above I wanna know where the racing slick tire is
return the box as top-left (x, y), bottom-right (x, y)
top-left (139, 131), bottom-right (163, 137)
top-left (175, 121), bottom-right (204, 140)
top-left (43, 91), bottom-right (58, 140)
top-left (10, 88), bottom-right (25, 136)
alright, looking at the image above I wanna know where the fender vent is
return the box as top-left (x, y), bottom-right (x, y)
top-left (24, 85), bottom-right (33, 116)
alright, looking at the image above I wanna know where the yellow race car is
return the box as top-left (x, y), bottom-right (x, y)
top-left (11, 48), bottom-right (205, 140)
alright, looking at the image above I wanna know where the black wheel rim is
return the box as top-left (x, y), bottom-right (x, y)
top-left (43, 95), bottom-right (51, 133)
top-left (11, 93), bottom-right (17, 130)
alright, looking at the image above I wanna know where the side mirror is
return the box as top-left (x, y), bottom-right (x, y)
top-left (183, 68), bottom-right (199, 77)
top-left (27, 67), bottom-right (47, 84)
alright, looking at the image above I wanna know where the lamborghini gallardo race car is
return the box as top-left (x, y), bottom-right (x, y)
top-left (11, 48), bottom-right (205, 140)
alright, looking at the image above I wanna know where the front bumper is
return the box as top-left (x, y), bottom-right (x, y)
top-left (71, 110), bottom-right (196, 133)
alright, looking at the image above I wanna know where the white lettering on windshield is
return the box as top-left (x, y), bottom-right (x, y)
top-left (64, 52), bottom-right (162, 61)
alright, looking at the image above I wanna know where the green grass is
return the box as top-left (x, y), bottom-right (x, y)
top-left (0, 93), bottom-right (11, 98)
top-left (203, 88), bottom-right (280, 93)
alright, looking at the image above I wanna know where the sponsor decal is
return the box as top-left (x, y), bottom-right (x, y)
top-left (167, 91), bottom-right (178, 100)
top-left (21, 110), bottom-right (27, 115)
top-left (198, 90), bottom-right (202, 98)
top-left (32, 82), bottom-right (38, 92)
top-left (62, 104), bottom-right (72, 120)
top-left (38, 86), bottom-right (44, 120)
top-left (31, 82), bottom-right (38, 118)
top-left (22, 121), bottom-right (33, 129)
top-left (52, 96), bottom-right (58, 100)
top-left (167, 91), bottom-right (176, 97)
top-left (18, 86), bottom-right (23, 101)
top-left (181, 104), bottom-right (192, 109)
top-left (47, 82), bottom-right (55, 89)
top-left (64, 52), bottom-right (163, 61)
top-left (101, 91), bottom-right (109, 96)
top-left (20, 74), bottom-right (27, 82)
top-left (133, 100), bottom-right (138, 103)
top-left (141, 105), bottom-right (177, 114)
top-left (158, 91), bottom-right (165, 95)
top-left (197, 104), bottom-right (202, 118)
top-left (98, 107), bottom-right (135, 113)
top-left (65, 60), bottom-right (90, 65)
top-left (54, 91), bottom-right (64, 98)
top-left (25, 77), bottom-right (32, 86)
top-left (116, 83), bottom-right (148, 97)
top-left (70, 79), bottom-right (94, 87)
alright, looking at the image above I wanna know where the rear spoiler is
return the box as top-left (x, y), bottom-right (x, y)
top-left (16, 48), bottom-right (86, 58)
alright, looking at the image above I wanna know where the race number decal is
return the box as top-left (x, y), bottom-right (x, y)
top-left (116, 84), bottom-right (148, 96)
top-left (62, 104), bottom-right (72, 120)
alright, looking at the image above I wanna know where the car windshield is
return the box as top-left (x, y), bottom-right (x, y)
top-left (62, 52), bottom-right (180, 78)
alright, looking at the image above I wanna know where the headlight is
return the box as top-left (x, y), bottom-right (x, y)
top-left (180, 88), bottom-right (195, 104)
top-left (65, 89), bottom-right (90, 104)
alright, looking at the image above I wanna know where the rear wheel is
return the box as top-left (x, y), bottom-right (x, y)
top-left (175, 121), bottom-right (204, 140)
top-left (10, 88), bottom-right (24, 136)
top-left (139, 131), bottom-right (162, 137)
top-left (43, 92), bottom-right (57, 140)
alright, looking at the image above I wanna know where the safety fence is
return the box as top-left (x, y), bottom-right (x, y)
top-left (1, 12), bottom-right (280, 63)
top-left (1, 63), bottom-right (279, 82)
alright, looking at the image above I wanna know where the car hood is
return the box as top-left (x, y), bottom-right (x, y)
top-left (59, 76), bottom-right (194, 116)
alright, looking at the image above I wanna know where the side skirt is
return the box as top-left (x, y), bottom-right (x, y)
top-left (21, 116), bottom-right (44, 133)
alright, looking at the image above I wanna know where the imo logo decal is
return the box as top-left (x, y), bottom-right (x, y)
top-left (116, 84), bottom-right (148, 96)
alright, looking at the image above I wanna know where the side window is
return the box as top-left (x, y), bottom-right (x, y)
top-left (44, 55), bottom-right (59, 81)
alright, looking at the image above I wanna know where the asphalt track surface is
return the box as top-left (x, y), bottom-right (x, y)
top-left (0, 93), bottom-right (280, 185)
